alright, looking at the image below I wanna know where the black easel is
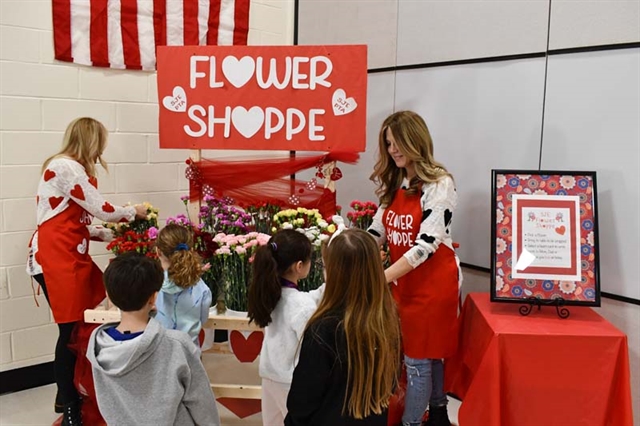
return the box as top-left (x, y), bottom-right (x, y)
top-left (519, 297), bottom-right (570, 319)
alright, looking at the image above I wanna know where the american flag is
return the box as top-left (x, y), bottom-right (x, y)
top-left (52, 0), bottom-right (250, 70)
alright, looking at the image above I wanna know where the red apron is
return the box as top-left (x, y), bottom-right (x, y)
top-left (385, 189), bottom-right (459, 359)
top-left (34, 178), bottom-right (105, 324)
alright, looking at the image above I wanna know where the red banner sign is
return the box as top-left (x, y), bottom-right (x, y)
top-left (157, 45), bottom-right (367, 152)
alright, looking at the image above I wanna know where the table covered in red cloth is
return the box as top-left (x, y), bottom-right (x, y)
top-left (445, 293), bottom-right (633, 426)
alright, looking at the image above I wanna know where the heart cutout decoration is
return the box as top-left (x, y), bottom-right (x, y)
top-left (305, 178), bottom-right (317, 190)
top-left (330, 167), bottom-right (343, 181)
top-left (222, 56), bottom-right (256, 88)
top-left (332, 88), bottom-right (357, 116)
top-left (288, 195), bottom-right (300, 205)
top-left (229, 330), bottom-right (263, 363)
top-left (232, 106), bottom-right (265, 138)
top-left (555, 225), bottom-right (566, 235)
top-left (162, 86), bottom-right (187, 112)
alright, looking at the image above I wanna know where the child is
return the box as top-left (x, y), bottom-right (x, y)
top-left (87, 252), bottom-right (220, 426)
top-left (247, 229), bottom-right (326, 426)
top-left (26, 117), bottom-right (147, 424)
top-left (154, 224), bottom-right (213, 349)
top-left (285, 228), bottom-right (401, 426)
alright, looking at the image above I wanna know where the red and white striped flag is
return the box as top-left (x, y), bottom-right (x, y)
top-left (52, 0), bottom-right (250, 70)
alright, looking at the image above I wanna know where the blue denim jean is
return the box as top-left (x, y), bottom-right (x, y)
top-left (402, 356), bottom-right (448, 426)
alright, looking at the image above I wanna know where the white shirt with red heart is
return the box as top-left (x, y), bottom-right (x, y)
top-left (26, 157), bottom-right (135, 276)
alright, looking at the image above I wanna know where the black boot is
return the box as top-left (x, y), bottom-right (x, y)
top-left (423, 405), bottom-right (451, 426)
top-left (61, 399), bottom-right (82, 426)
top-left (54, 392), bottom-right (64, 413)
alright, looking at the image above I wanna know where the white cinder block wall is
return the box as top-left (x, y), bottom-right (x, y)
top-left (0, 0), bottom-right (295, 372)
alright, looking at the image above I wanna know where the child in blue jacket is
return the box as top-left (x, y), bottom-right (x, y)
top-left (154, 224), bottom-right (212, 349)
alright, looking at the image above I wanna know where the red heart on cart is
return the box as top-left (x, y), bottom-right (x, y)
top-left (330, 167), bottom-right (343, 181)
top-left (229, 330), bottom-right (263, 363)
top-left (216, 397), bottom-right (262, 419)
top-left (555, 226), bottom-right (566, 235)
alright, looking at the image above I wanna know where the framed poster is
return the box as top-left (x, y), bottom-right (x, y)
top-left (491, 170), bottom-right (600, 306)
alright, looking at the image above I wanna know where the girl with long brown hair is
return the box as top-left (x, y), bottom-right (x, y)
top-left (26, 117), bottom-right (147, 425)
top-left (247, 229), bottom-right (326, 426)
top-left (285, 228), bottom-right (401, 426)
top-left (154, 224), bottom-right (212, 349)
top-left (368, 111), bottom-right (461, 426)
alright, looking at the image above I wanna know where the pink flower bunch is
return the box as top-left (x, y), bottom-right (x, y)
top-left (166, 214), bottom-right (194, 227)
top-left (210, 232), bottom-right (270, 311)
top-left (213, 232), bottom-right (270, 256)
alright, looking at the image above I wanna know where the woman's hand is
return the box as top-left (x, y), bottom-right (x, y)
top-left (134, 204), bottom-right (147, 220)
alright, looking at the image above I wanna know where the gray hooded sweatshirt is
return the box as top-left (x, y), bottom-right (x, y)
top-left (87, 318), bottom-right (220, 426)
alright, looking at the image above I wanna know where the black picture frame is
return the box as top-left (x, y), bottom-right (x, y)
top-left (490, 170), bottom-right (600, 307)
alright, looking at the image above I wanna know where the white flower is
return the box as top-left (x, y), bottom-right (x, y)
top-left (587, 231), bottom-right (594, 246)
top-left (283, 222), bottom-right (293, 229)
top-left (317, 220), bottom-right (328, 229)
top-left (496, 209), bottom-right (504, 224)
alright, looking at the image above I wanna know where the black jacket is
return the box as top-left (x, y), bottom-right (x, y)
top-left (284, 315), bottom-right (388, 426)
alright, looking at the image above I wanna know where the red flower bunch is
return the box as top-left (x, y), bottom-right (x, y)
top-left (347, 200), bottom-right (378, 230)
top-left (106, 230), bottom-right (157, 258)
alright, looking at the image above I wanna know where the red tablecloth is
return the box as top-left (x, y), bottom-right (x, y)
top-left (445, 293), bottom-right (633, 426)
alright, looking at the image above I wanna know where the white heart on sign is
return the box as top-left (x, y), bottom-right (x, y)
top-left (77, 238), bottom-right (87, 255)
top-left (232, 106), bottom-right (265, 138)
top-left (162, 86), bottom-right (187, 112)
top-left (222, 56), bottom-right (256, 88)
top-left (332, 88), bottom-right (357, 116)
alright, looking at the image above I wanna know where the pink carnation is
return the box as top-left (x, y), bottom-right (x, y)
top-left (147, 227), bottom-right (158, 239)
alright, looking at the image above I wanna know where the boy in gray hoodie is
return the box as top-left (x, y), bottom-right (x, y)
top-left (87, 252), bottom-right (220, 426)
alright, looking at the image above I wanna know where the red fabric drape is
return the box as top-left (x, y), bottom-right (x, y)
top-left (187, 152), bottom-right (359, 217)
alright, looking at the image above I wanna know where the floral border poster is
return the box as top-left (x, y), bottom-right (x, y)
top-left (491, 170), bottom-right (600, 306)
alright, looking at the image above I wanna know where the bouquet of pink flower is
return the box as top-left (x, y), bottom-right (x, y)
top-left (211, 232), bottom-right (271, 311)
top-left (346, 200), bottom-right (378, 230)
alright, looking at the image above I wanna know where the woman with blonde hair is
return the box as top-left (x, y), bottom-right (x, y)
top-left (26, 117), bottom-right (147, 425)
top-left (368, 111), bottom-right (461, 426)
top-left (285, 228), bottom-right (401, 426)
top-left (154, 224), bottom-right (212, 349)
